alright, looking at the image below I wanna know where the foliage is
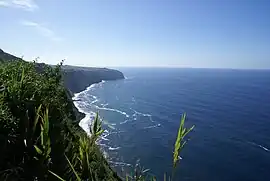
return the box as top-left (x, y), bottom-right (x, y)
top-left (173, 113), bottom-right (194, 170)
top-left (33, 107), bottom-right (51, 170)
top-left (0, 60), bottom-right (120, 181)
top-left (90, 112), bottom-right (104, 142)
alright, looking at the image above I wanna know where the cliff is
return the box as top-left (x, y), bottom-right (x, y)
top-left (0, 49), bottom-right (125, 94)
top-left (62, 65), bottom-right (124, 93)
top-left (0, 48), bottom-right (125, 122)
top-left (0, 49), bottom-right (124, 121)
top-left (0, 49), bottom-right (22, 61)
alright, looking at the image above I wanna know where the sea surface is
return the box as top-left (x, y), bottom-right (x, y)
top-left (73, 68), bottom-right (270, 181)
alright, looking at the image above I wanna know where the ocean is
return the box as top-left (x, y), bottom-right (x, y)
top-left (73, 68), bottom-right (270, 181)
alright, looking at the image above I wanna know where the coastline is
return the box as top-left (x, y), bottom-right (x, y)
top-left (71, 80), bottom-right (123, 180)
top-left (71, 79), bottom-right (129, 164)
top-left (72, 80), bottom-right (105, 135)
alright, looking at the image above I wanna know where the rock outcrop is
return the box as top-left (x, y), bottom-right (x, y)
top-left (62, 65), bottom-right (124, 93)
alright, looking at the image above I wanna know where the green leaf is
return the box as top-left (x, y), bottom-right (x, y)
top-left (65, 154), bottom-right (81, 181)
top-left (34, 145), bottom-right (43, 155)
top-left (48, 170), bottom-right (66, 181)
top-left (33, 104), bottom-right (42, 135)
top-left (173, 113), bottom-right (194, 168)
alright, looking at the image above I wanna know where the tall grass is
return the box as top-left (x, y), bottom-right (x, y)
top-left (0, 60), bottom-right (120, 181)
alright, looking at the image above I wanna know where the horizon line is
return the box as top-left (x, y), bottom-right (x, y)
top-left (62, 64), bottom-right (270, 71)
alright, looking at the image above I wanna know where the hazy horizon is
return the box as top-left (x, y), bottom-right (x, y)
top-left (1, 0), bottom-right (270, 69)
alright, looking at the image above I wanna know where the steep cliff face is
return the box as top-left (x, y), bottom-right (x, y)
top-left (62, 65), bottom-right (124, 93)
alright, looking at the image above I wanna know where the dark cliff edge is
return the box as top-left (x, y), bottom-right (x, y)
top-left (0, 49), bottom-right (22, 61)
top-left (0, 49), bottom-right (125, 122)
top-left (62, 65), bottom-right (124, 94)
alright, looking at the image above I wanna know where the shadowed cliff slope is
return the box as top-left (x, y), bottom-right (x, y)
top-left (62, 65), bottom-right (124, 93)
top-left (0, 49), bottom-right (125, 94)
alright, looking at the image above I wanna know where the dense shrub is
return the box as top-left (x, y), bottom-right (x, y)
top-left (0, 60), bottom-right (120, 181)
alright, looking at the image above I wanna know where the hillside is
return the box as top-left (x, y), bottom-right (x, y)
top-left (0, 49), bottom-right (124, 122)
top-left (0, 59), bottom-right (121, 181)
top-left (0, 49), bottom-right (22, 61)
top-left (0, 49), bottom-right (125, 94)
top-left (0, 49), bottom-right (125, 180)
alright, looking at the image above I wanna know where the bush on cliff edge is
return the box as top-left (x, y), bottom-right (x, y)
top-left (0, 60), bottom-right (120, 181)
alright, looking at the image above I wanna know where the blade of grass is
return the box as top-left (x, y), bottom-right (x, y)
top-left (65, 154), bottom-right (81, 181)
top-left (172, 113), bottom-right (194, 180)
top-left (33, 105), bottom-right (42, 135)
top-left (48, 170), bottom-right (66, 181)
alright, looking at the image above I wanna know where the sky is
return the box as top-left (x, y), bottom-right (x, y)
top-left (0, 0), bottom-right (269, 68)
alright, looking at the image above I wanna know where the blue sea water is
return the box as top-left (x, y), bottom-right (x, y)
top-left (73, 68), bottom-right (270, 181)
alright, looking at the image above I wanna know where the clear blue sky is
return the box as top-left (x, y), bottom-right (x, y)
top-left (0, 0), bottom-right (269, 68)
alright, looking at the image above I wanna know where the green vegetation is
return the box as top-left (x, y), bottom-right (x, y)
top-left (0, 60), bottom-right (120, 181)
top-left (0, 60), bottom-right (194, 181)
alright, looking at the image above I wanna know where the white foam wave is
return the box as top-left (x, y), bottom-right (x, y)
top-left (109, 161), bottom-right (131, 167)
top-left (248, 141), bottom-right (270, 152)
top-left (109, 147), bottom-right (121, 151)
top-left (101, 137), bottom-right (109, 141)
top-left (102, 131), bottom-right (110, 139)
top-left (131, 108), bottom-right (151, 117)
top-left (101, 103), bottom-right (109, 107)
top-left (130, 108), bottom-right (154, 122)
top-left (91, 99), bottom-right (98, 104)
top-left (103, 134), bottom-right (110, 138)
top-left (73, 84), bottom-right (98, 99)
top-left (120, 119), bottom-right (132, 124)
top-left (95, 106), bottom-right (130, 118)
top-left (110, 130), bottom-right (126, 134)
top-left (72, 81), bottom-right (108, 136)
top-left (143, 124), bottom-right (161, 129)
top-left (100, 130), bottom-right (126, 141)
top-left (73, 80), bottom-right (104, 101)
top-left (259, 145), bottom-right (269, 152)
top-left (78, 113), bottom-right (94, 136)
